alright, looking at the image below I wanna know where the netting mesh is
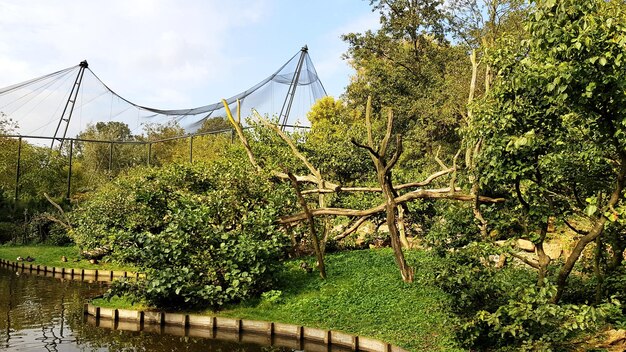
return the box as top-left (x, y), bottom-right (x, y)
top-left (0, 48), bottom-right (325, 140)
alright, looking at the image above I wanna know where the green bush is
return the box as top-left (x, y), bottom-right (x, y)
top-left (72, 154), bottom-right (295, 309)
top-left (0, 222), bottom-right (22, 244)
top-left (462, 283), bottom-right (621, 351)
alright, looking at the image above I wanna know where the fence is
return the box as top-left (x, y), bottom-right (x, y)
top-left (1, 124), bottom-right (310, 205)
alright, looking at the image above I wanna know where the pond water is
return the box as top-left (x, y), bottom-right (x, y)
top-left (0, 266), bottom-right (328, 351)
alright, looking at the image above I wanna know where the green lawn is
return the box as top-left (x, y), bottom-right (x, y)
top-left (95, 249), bottom-right (462, 351)
top-left (0, 245), bottom-right (136, 271)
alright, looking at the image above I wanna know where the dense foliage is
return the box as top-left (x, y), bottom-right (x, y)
top-left (71, 152), bottom-right (296, 308)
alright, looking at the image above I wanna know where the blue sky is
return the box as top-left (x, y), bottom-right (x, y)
top-left (0, 0), bottom-right (379, 112)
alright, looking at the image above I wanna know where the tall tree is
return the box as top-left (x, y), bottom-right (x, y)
top-left (472, 0), bottom-right (626, 302)
top-left (342, 0), bottom-right (470, 155)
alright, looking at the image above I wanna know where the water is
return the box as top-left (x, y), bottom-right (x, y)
top-left (0, 266), bottom-right (333, 351)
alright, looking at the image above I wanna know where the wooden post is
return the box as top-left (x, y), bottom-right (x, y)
top-left (189, 136), bottom-right (194, 163)
top-left (14, 137), bottom-right (22, 203)
top-left (108, 142), bottom-right (113, 171)
top-left (66, 139), bottom-right (73, 200)
top-left (147, 143), bottom-right (152, 166)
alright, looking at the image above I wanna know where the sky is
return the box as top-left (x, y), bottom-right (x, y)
top-left (0, 0), bottom-right (380, 132)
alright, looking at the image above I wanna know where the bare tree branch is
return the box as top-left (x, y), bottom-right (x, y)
top-left (43, 192), bottom-right (72, 230)
top-left (253, 110), bottom-right (322, 180)
top-left (333, 215), bottom-right (372, 241)
top-left (287, 171), bottom-right (326, 279)
top-left (280, 188), bottom-right (505, 224)
top-left (223, 99), bottom-right (262, 172)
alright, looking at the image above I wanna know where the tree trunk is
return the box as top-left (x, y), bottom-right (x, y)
top-left (397, 205), bottom-right (410, 248)
top-left (382, 178), bottom-right (414, 282)
top-left (553, 154), bottom-right (626, 303)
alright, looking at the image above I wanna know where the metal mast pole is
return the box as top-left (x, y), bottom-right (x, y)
top-left (51, 60), bottom-right (88, 149)
top-left (278, 46), bottom-right (308, 130)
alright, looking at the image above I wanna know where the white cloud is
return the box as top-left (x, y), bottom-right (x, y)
top-left (0, 0), bottom-right (380, 136)
top-left (0, 0), bottom-right (267, 101)
top-left (313, 10), bottom-right (380, 97)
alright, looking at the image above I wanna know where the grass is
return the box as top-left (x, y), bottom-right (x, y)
top-left (94, 249), bottom-right (462, 351)
top-left (0, 245), bottom-right (136, 271)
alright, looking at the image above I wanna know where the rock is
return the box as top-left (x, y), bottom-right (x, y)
top-left (406, 237), bottom-right (422, 249)
top-left (516, 239), bottom-right (536, 252)
top-left (562, 249), bottom-right (572, 260)
top-left (299, 261), bottom-right (312, 273)
top-left (605, 329), bottom-right (626, 345)
top-left (543, 243), bottom-right (562, 260)
top-left (81, 247), bottom-right (110, 260)
top-left (496, 254), bottom-right (507, 268)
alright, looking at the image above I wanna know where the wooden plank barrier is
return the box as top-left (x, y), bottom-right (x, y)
top-left (84, 303), bottom-right (409, 352)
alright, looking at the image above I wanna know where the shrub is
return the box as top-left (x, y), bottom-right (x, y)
top-left (72, 154), bottom-right (295, 309)
top-left (0, 222), bottom-right (22, 244)
top-left (462, 283), bottom-right (621, 351)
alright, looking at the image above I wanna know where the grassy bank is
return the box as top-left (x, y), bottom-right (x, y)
top-left (0, 245), bottom-right (136, 271)
top-left (94, 249), bottom-right (462, 351)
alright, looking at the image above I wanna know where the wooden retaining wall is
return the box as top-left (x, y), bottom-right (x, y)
top-left (0, 258), bottom-right (142, 282)
top-left (85, 303), bottom-right (409, 352)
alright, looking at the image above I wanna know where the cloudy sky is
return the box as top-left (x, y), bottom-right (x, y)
top-left (0, 0), bottom-right (379, 113)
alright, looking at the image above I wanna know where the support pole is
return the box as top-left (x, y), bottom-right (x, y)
top-left (108, 142), bottom-right (113, 171)
top-left (147, 143), bottom-right (152, 166)
top-left (14, 137), bottom-right (22, 203)
top-left (189, 136), bottom-right (194, 163)
top-left (278, 46), bottom-right (308, 130)
top-left (51, 60), bottom-right (89, 149)
top-left (66, 140), bottom-right (73, 200)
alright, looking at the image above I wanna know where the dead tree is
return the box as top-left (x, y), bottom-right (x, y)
top-left (351, 97), bottom-right (413, 282)
top-left (221, 99), bottom-right (504, 281)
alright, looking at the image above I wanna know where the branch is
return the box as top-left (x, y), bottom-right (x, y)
top-left (379, 109), bottom-right (394, 157)
top-left (449, 149), bottom-right (462, 192)
top-left (222, 99), bottom-right (262, 172)
top-left (434, 146), bottom-right (448, 169)
top-left (509, 251), bottom-right (540, 269)
top-left (280, 188), bottom-right (505, 224)
top-left (44, 192), bottom-right (72, 230)
top-left (351, 138), bottom-right (379, 159)
top-left (253, 110), bottom-right (322, 180)
top-left (564, 219), bottom-right (589, 235)
top-left (333, 215), bottom-right (371, 241)
top-left (300, 167), bottom-right (455, 195)
top-left (384, 135), bottom-right (403, 174)
top-left (287, 171), bottom-right (326, 278)
top-left (515, 177), bottom-right (530, 212)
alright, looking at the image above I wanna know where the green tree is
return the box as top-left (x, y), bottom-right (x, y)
top-left (75, 121), bottom-right (143, 176)
top-left (142, 121), bottom-right (187, 165)
top-left (473, 0), bottom-right (626, 302)
top-left (196, 116), bottom-right (231, 133)
top-left (303, 96), bottom-right (370, 183)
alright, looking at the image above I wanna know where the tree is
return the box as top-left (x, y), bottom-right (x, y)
top-left (142, 121), bottom-right (187, 165)
top-left (342, 0), bottom-right (470, 155)
top-left (196, 116), bottom-right (231, 133)
top-left (225, 100), bottom-right (504, 282)
top-left (473, 0), bottom-right (626, 302)
top-left (75, 121), bottom-right (142, 175)
top-left (304, 96), bottom-right (370, 183)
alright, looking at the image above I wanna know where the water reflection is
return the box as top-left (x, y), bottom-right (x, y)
top-left (0, 266), bottom-right (306, 351)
